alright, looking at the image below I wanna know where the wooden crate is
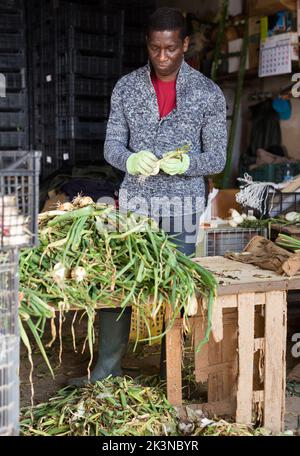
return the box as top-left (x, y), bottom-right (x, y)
top-left (165, 257), bottom-right (289, 434)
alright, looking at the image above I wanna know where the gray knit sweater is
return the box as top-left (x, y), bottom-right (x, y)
top-left (104, 60), bottom-right (227, 217)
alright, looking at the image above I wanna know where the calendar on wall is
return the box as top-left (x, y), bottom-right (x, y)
top-left (259, 34), bottom-right (292, 77)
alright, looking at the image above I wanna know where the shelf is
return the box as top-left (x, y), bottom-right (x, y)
top-left (216, 62), bottom-right (300, 83)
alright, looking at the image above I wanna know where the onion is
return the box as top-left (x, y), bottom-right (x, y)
top-left (232, 215), bottom-right (244, 225)
top-left (247, 215), bottom-right (257, 221)
top-left (186, 292), bottom-right (198, 316)
top-left (73, 196), bottom-right (94, 208)
top-left (229, 220), bottom-right (238, 228)
top-left (229, 209), bottom-right (241, 219)
top-left (53, 262), bottom-right (67, 283)
top-left (57, 202), bottom-right (74, 211)
top-left (71, 266), bottom-right (87, 283)
top-left (285, 212), bottom-right (299, 222)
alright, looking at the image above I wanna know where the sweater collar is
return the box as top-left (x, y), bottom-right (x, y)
top-left (141, 59), bottom-right (188, 113)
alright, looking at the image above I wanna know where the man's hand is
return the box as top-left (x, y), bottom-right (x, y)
top-left (160, 154), bottom-right (190, 176)
top-left (126, 151), bottom-right (159, 176)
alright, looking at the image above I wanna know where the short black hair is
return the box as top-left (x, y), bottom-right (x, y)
top-left (147, 7), bottom-right (187, 41)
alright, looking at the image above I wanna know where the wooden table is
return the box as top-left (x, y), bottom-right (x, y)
top-left (165, 256), bottom-right (300, 433)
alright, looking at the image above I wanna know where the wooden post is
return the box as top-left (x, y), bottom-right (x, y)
top-left (236, 293), bottom-right (255, 424)
top-left (264, 291), bottom-right (286, 433)
top-left (165, 305), bottom-right (182, 406)
top-left (194, 300), bottom-right (209, 383)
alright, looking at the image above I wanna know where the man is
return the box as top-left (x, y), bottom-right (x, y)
top-left (68, 7), bottom-right (227, 387)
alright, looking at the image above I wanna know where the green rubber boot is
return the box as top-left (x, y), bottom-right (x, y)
top-left (68, 307), bottom-right (132, 387)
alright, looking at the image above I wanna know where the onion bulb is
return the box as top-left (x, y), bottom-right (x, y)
top-left (285, 212), bottom-right (299, 222)
top-left (229, 209), bottom-right (241, 219)
top-left (71, 266), bottom-right (87, 283)
top-left (186, 292), bottom-right (198, 316)
top-left (229, 220), bottom-right (238, 228)
top-left (72, 195), bottom-right (94, 207)
top-left (53, 262), bottom-right (67, 283)
top-left (57, 202), bottom-right (74, 211)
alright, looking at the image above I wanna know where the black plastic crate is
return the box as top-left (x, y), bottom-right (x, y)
top-left (73, 140), bottom-right (104, 163)
top-left (57, 98), bottom-right (110, 118)
top-left (0, 132), bottom-right (26, 148)
top-left (0, 0), bottom-right (23, 10)
top-left (57, 116), bottom-right (107, 140)
top-left (0, 91), bottom-right (25, 109)
top-left (41, 145), bottom-right (59, 180)
top-left (0, 111), bottom-right (25, 128)
top-left (0, 33), bottom-right (23, 51)
top-left (58, 5), bottom-right (119, 34)
top-left (57, 76), bottom-right (114, 97)
top-left (0, 150), bottom-right (41, 249)
top-left (260, 191), bottom-right (300, 218)
top-left (58, 30), bottom-right (118, 54)
top-left (1, 72), bottom-right (24, 90)
top-left (0, 52), bottom-right (25, 70)
top-left (124, 28), bottom-right (146, 46)
top-left (0, 12), bottom-right (22, 31)
top-left (123, 47), bottom-right (147, 66)
top-left (57, 53), bottom-right (120, 77)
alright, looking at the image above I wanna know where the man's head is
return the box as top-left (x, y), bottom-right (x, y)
top-left (146, 7), bottom-right (189, 80)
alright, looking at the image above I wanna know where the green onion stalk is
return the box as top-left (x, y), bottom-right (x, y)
top-left (19, 201), bottom-right (218, 379)
top-left (275, 233), bottom-right (300, 251)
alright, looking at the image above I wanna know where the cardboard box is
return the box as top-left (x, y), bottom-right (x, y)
top-left (249, 0), bottom-right (297, 17)
top-left (42, 190), bottom-right (68, 212)
top-left (211, 189), bottom-right (241, 220)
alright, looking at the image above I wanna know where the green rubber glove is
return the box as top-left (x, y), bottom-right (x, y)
top-left (126, 151), bottom-right (159, 176)
top-left (160, 154), bottom-right (190, 176)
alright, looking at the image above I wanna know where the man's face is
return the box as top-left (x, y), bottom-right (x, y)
top-left (146, 29), bottom-right (189, 79)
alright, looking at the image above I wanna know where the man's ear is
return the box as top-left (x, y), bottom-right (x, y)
top-left (183, 36), bottom-right (190, 53)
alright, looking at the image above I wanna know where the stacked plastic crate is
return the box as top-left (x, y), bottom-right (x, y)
top-left (27, 0), bottom-right (124, 176)
top-left (0, 0), bottom-right (28, 152)
top-left (55, 1), bottom-right (124, 164)
top-left (0, 151), bottom-right (41, 436)
top-left (112, 0), bottom-right (155, 75)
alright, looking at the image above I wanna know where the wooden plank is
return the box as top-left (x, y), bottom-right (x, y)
top-left (219, 295), bottom-right (238, 308)
top-left (165, 306), bottom-right (182, 406)
top-left (194, 313), bottom-right (209, 383)
top-left (253, 390), bottom-right (264, 403)
top-left (254, 338), bottom-right (264, 351)
top-left (212, 296), bottom-right (223, 343)
top-left (178, 400), bottom-right (235, 419)
top-left (281, 296), bottom-right (287, 429)
top-left (255, 293), bottom-right (265, 305)
top-left (193, 256), bottom-right (300, 295)
top-left (236, 293), bottom-right (255, 425)
top-left (264, 291), bottom-right (286, 433)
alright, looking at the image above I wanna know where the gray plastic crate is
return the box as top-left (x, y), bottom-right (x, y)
top-left (0, 249), bottom-right (19, 436)
top-left (197, 225), bottom-right (267, 257)
top-left (0, 132), bottom-right (26, 148)
top-left (0, 151), bottom-right (41, 249)
top-left (0, 92), bottom-right (25, 109)
top-left (0, 111), bottom-right (25, 129)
